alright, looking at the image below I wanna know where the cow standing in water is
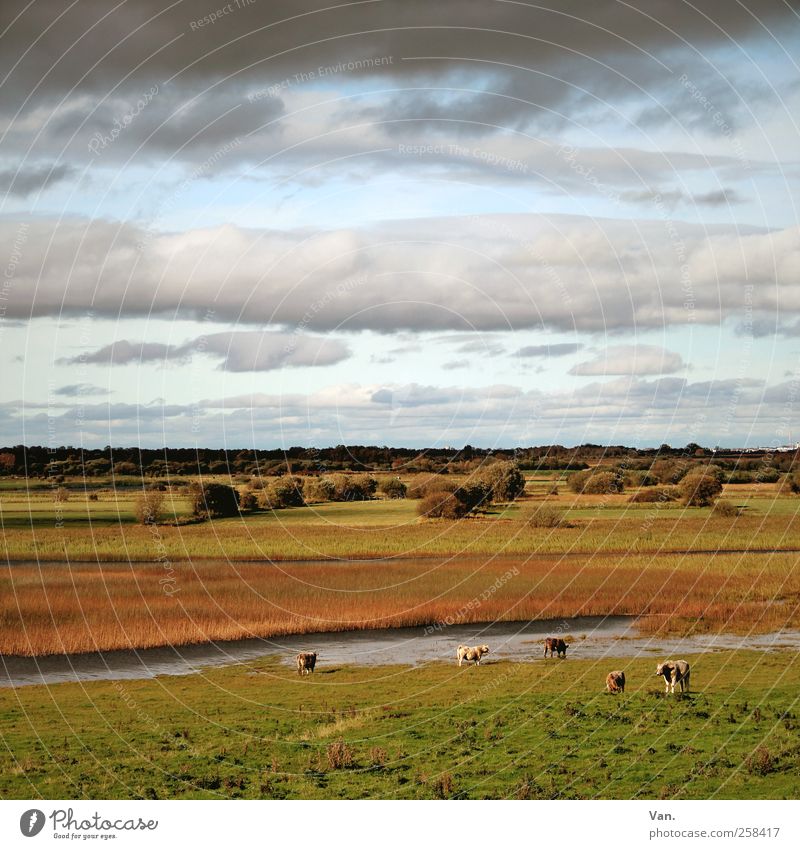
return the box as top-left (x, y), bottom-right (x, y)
top-left (656, 660), bottom-right (690, 693)
top-left (296, 652), bottom-right (317, 675)
top-left (544, 637), bottom-right (568, 658)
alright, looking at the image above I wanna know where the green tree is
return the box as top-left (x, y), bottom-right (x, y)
top-left (190, 482), bottom-right (240, 518)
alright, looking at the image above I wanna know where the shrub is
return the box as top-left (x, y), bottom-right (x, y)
top-left (329, 473), bottom-right (377, 501)
top-left (326, 740), bottom-right (354, 770)
top-left (260, 476), bottom-right (305, 509)
top-left (88, 492), bottom-right (99, 502)
top-left (777, 472), bottom-right (800, 495)
top-left (303, 476), bottom-right (336, 503)
top-left (571, 470), bottom-right (624, 494)
top-left (456, 481), bottom-right (493, 512)
top-left (134, 490), bottom-right (165, 525)
top-left (680, 472), bottom-right (722, 506)
top-left (628, 487), bottom-right (679, 503)
top-left (417, 482), bottom-right (491, 519)
top-left (238, 487), bottom-right (258, 512)
top-left (190, 482), bottom-right (240, 519)
top-left (745, 746), bottom-right (775, 776)
top-left (476, 460), bottom-right (525, 502)
top-left (52, 486), bottom-right (69, 502)
top-left (407, 477), bottom-right (454, 499)
top-left (711, 500), bottom-right (740, 518)
top-left (525, 506), bottom-right (569, 528)
top-left (378, 477), bottom-right (407, 499)
top-left (418, 490), bottom-right (470, 520)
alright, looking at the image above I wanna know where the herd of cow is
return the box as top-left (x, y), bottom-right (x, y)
top-left (294, 642), bottom-right (692, 694)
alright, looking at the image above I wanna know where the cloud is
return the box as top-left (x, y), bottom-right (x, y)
top-left (515, 343), bottom-right (582, 358)
top-left (5, 215), bottom-right (798, 335)
top-left (569, 345), bottom-right (686, 376)
top-left (61, 331), bottom-right (350, 372)
top-left (0, 163), bottom-right (75, 196)
top-left (53, 383), bottom-right (110, 397)
top-left (620, 187), bottom-right (747, 207)
top-left (6, 374), bottom-right (795, 449)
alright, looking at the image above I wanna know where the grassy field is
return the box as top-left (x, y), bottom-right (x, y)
top-left (2, 479), bottom-right (799, 654)
top-left (3, 551), bottom-right (800, 655)
top-left (1, 650), bottom-right (798, 799)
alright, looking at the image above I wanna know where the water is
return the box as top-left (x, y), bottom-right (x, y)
top-left (3, 615), bottom-right (800, 689)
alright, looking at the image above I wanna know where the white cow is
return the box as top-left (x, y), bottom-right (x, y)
top-left (656, 660), bottom-right (690, 693)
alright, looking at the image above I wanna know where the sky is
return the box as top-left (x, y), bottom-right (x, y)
top-left (1, 0), bottom-right (799, 450)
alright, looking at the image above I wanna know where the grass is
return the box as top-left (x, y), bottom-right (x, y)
top-left (1, 650), bottom-right (798, 799)
top-left (2, 479), bottom-right (799, 655)
top-left (2, 550), bottom-right (799, 655)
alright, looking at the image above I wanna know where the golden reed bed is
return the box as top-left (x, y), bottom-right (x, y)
top-left (2, 551), bottom-right (798, 656)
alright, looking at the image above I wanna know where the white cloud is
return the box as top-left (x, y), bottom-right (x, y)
top-left (569, 345), bottom-right (686, 376)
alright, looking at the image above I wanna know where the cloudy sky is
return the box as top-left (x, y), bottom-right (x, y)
top-left (1, 0), bottom-right (799, 449)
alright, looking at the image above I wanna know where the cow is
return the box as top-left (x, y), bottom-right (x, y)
top-left (296, 652), bottom-right (317, 675)
top-left (544, 637), bottom-right (568, 658)
top-left (457, 644), bottom-right (490, 667)
top-left (656, 660), bottom-right (690, 693)
top-left (606, 670), bottom-right (625, 694)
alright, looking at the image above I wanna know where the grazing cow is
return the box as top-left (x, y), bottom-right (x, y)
top-left (457, 644), bottom-right (490, 667)
top-left (656, 660), bottom-right (690, 693)
top-left (606, 670), bottom-right (625, 694)
top-left (296, 652), bottom-right (317, 675)
top-left (544, 637), bottom-right (568, 658)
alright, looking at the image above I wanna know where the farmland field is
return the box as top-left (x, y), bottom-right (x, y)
top-left (2, 479), bottom-right (800, 655)
top-left (1, 650), bottom-right (798, 799)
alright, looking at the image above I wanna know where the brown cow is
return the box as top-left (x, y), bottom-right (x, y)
top-left (296, 652), bottom-right (317, 675)
top-left (606, 670), bottom-right (625, 694)
top-left (457, 644), bottom-right (490, 667)
top-left (656, 660), bottom-right (690, 693)
top-left (544, 637), bottom-right (568, 658)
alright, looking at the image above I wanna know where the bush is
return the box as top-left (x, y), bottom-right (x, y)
top-left (134, 490), bottom-right (165, 525)
top-left (238, 487), bottom-right (258, 512)
top-left (303, 476), bottom-right (336, 503)
top-left (379, 477), bottom-right (407, 499)
top-left (628, 487), bottom-right (679, 503)
top-left (260, 476), bottom-right (305, 509)
top-left (680, 472), bottom-right (722, 506)
top-left (52, 486), bottom-right (69, 502)
top-left (326, 740), bottom-right (354, 770)
top-left (457, 481), bottom-right (493, 512)
top-left (476, 460), bottom-right (525, 502)
top-left (569, 470), bottom-right (623, 494)
top-left (525, 506), bottom-right (569, 528)
top-left (417, 481), bottom-right (491, 519)
top-left (777, 472), bottom-right (800, 495)
top-left (329, 473), bottom-right (377, 501)
top-left (407, 477), bottom-right (454, 499)
top-left (711, 500), bottom-right (740, 518)
top-left (190, 482), bottom-right (240, 519)
top-left (418, 489), bottom-right (470, 520)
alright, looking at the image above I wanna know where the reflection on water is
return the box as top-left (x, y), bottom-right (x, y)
top-left (3, 616), bottom-right (800, 688)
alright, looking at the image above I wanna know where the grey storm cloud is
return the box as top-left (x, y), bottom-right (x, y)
top-left (515, 343), bottom-right (582, 358)
top-left (0, 163), bottom-right (76, 196)
top-left (5, 214), bottom-right (799, 334)
top-left (61, 332), bottom-right (350, 372)
top-left (53, 383), bottom-right (110, 397)
top-left (0, 0), bottom-right (796, 181)
top-left (620, 187), bottom-right (747, 207)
